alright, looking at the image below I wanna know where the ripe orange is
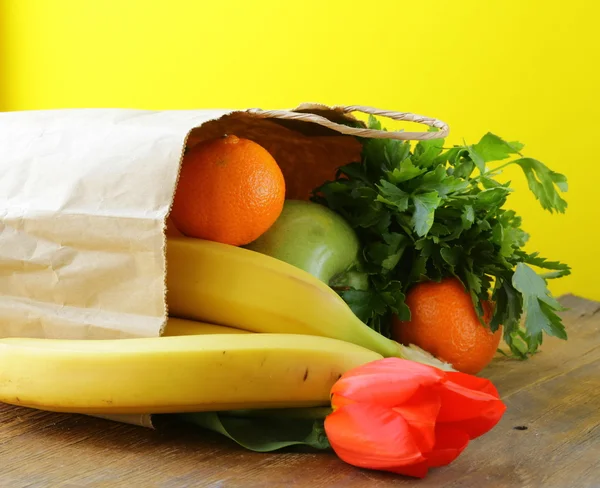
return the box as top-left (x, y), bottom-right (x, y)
top-left (392, 277), bottom-right (502, 374)
top-left (170, 135), bottom-right (285, 246)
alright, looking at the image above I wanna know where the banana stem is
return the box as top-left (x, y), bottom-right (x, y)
top-left (357, 320), bottom-right (406, 358)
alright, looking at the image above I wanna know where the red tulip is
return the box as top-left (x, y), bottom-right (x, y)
top-left (324, 358), bottom-right (506, 478)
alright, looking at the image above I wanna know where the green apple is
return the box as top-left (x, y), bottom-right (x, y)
top-left (246, 200), bottom-right (367, 289)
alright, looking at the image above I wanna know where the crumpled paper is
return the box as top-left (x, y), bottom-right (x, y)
top-left (0, 105), bottom-right (365, 427)
top-left (1, 108), bottom-right (234, 340)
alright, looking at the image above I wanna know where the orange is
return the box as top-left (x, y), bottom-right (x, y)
top-left (170, 134), bottom-right (285, 246)
top-left (391, 277), bottom-right (502, 374)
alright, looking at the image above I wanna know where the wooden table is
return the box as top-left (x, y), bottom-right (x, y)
top-left (1, 295), bottom-right (599, 487)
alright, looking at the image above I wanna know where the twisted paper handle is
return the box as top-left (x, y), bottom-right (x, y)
top-left (247, 104), bottom-right (449, 140)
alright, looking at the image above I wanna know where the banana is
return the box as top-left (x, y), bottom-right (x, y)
top-left (163, 317), bottom-right (250, 336)
top-left (166, 236), bottom-right (453, 370)
top-left (0, 333), bottom-right (381, 414)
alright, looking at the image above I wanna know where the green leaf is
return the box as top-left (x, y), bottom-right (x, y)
top-left (413, 138), bottom-right (445, 167)
top-left (518, 251), bottom-right (571, 279)
top-left (512, 263), bottom-right (567, 343)
top-left (384, 141), bottom-right (412, 170)
top-left (367, 114), bottom-right (382, 130)
top-left (415, 166), bottom-right (469, 196)
top-left (373, 209), bottom-right (392, 234)
top-left (382, 233), bottom-right (409, 270)
top-left (477, 219), bottom-right (492, 232)
top-left (434, 146), bottom-right (468, 166)
top-left (429, 222), bottom-right (451, 236)
top-left (415, 237), bottom-right (433, 253)
top-left (490, 277), bottom-right (523, 334)
top-left (492, 219), bottom-right (526, 258)
top-left (465, 268), bottom-right (483, 295)
top-left (480, 176), bottom-right (505, 189)
top-left (408, 254), bottom-right (428, 284)
top-left (340, 288), bottom-right (387, 323)
top-left (453, 158), bottom-right (476, 179)
top-left (501, 327), bottom-right (539, 359)
top-left (378, 280), bottom-right (410, 322)
top-left (466, 145), bottom-right (486, 173)
top-left (178, 412), bottom-right (331, 452)
top-left (411, 191), bottom-right (442, 236)
top-left (440, 246), bottom-right (461, 267)
top-left (340, 280), bottom-right (407, 335)
top-left (367, 233), bottom-right (409, 272)
top-left (376, 180), bottom-right (409, 211)
top-left (417, 165), bottom-right (446, 189)
top-left (475, 187), bottom-right (510, 208)
top-left (349, 185), bottom-right (378, 201)
top-left (436, 176), bottom-right (470, 196)
top-left (387, 157), bottom-right (426, 183)
top-left (461, 205), bottom-right (475, 229)
top-left (514, 158), bottom-right (568, 213)
top-left (509, 141), bottom-right (525, 152)
top-left (337, 162), bottom-right (370, 183)
top-left (471, 132), bottom-right (523, 162)
top-left (511, 333), bottom-right (529, 356)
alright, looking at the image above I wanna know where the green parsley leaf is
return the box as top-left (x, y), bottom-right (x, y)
top-left (376, 180), bottom-right (409, 211)
top-left (512, 263), bottom-right (567, 344)
top-left (414, 138), bottom-right (445, 167)
top-left (466, 144), bottom-right (486, 173)
top-left (490, 276), bottom-right (522, 334)
top-left (337, 161), bottom-right (370, 183)
top-left (367, 233), bottom-right (409, 272)
top-left (513, 158), bottom-right (568, 213)
top-left (339, 289), bottom-right (387, 324)
top-left (440, 246), bottom-right (461, 268)
top-left (412, 191), bottom-right (442, 236)
top-left (517, 251), bottom-right (572, 279)
top-left (388, 157), bottom-right (426, 183)
top-left (472, 132), bottom-right (523, 162)
top-left (453, 157), bottom-right (476, 179)
top-left (475, 187), bottom-right (511, 208)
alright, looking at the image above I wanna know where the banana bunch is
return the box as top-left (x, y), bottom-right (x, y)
top-left (166, 237), bottom-right (453, 368)
top-left (0, 236), bottom-right (450, 415)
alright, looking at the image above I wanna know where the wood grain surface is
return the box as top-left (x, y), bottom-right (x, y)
top-left (0, 295), bottom-right (598, 488)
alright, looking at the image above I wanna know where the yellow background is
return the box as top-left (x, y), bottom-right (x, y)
top-left (1, 0), bottom-right (597, 300)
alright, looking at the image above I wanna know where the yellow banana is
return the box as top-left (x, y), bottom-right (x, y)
top-left (0, 333), bottom-right (381, 414)
top-left (166, 237), bottom-right (453, 370)
top-left (163, 317), bottom-right (250, 336)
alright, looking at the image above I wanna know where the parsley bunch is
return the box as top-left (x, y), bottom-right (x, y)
top-left (311, 116), bottom-right (570, 359)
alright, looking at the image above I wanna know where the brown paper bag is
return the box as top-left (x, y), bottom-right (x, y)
top-left (0, 103), bottom-right (448, 427)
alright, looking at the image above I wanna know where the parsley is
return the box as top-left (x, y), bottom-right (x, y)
top-left (311, 116), bottom-right (570, 359)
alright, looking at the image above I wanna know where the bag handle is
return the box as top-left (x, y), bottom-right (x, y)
top-left (247, 104), bottom-right (449, 140)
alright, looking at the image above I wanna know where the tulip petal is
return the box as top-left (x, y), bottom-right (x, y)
top-left (384, 425), bottom-right (471, 478)
top-left (329, 393), bottom-right (355, 410)
top-left (324, 402), bottom-right (425, 472)
top-left (354, 423), bottom-right (472, 479)
top-left (425, 425), bottom-right (470, 467)
top-left (392, 386), bottom-right (441, 454)
top-left (445, 371), bottom-right (501, 398)
top-left (388, 461), bottom-right (430, 479)
top-left (331, 358), bottom-right (445, 408)
top-left (437, 372), bottom-right (506, 438)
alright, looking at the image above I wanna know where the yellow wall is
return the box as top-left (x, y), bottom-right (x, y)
top-left (1, 0), bottom-right (598, 300)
